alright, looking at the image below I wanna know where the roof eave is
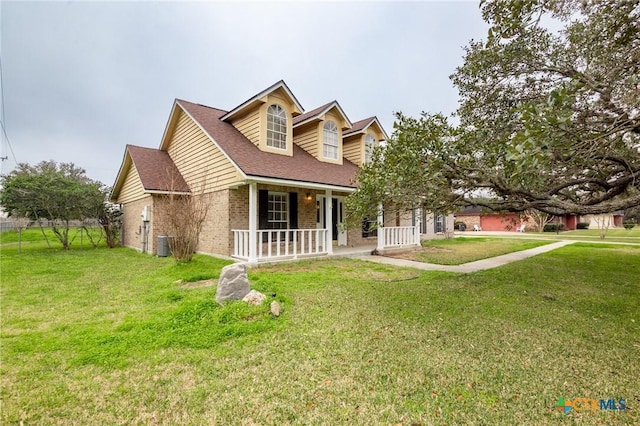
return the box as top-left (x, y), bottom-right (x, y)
top-left (159, 100), bottom-right (183, 151)
top-left (221, 80), bottom-right (305, 122)
top-left (343, 117), bottom-right (389, 140)
top-left (110, 146), bottom-right (133, 202)
top-left (292, 101), bottom-right (354, 130)
top-left (245, 175), bottom-right (357, 192)
top-left (145, 189), bottom-right (192, 196)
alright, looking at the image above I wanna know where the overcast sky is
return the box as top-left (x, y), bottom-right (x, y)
top-left (1, 0), bottom-right (488, 186)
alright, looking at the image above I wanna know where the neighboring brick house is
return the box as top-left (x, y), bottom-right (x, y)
top-left (111, 81), bottom-right (444, 262)
top-left (455, 206), bottom-right (624, 231)
top-left (455, 207), bottom-right (527, 231)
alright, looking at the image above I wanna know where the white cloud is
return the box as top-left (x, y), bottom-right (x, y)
top-left (0, 1), bottom-right (487, 184)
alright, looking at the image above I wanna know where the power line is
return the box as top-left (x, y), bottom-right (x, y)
top-left (0, 119), bottom-right (17, 163)
top-left (0, 52), bottom-right (18, 172)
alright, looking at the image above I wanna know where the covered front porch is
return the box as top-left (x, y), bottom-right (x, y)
top-left (230, 182), bottom-right (421, 263)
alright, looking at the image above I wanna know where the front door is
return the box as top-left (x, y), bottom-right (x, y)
top-left (316, 195), bottom-right (347, 245)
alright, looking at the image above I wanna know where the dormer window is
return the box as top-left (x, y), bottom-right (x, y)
top-left (322, 120), bottom-right (339, 160)
top-left (267, 104), bottom-right (287, 149)
top-left (364, 134), bottom-right (376, 163)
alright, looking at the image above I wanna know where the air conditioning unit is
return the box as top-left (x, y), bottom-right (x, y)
top-left (141, 206), bottom-right (150, 222)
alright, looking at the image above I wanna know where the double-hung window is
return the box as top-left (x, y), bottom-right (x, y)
top-left (267, 105), bottom-right (287, 149)
top-left (268, 192), bottom-right (288, 230)
top-left (364, 134), bottom-right (376, 163)
top-left (323, 121), bottom-right (339, 160)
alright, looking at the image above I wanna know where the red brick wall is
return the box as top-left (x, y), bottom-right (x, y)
top-left (480, 214), bottom-right (522, 231)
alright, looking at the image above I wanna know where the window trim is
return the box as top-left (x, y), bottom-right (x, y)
top-left (364, 134), bottom-right (376, 163)
top-left (434, 214), bottom-right (446, 233)
top-left (322, 120), bottom-right (339, 160)
top-left (266, 104), bottom-right (287, 150)
top-left (267, 191), bottom-right (289, 229)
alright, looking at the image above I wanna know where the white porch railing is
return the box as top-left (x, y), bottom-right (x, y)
top-left (379, 226), bottom-right (421, 250)
top-left (232, 229), bottom-right (329, 261)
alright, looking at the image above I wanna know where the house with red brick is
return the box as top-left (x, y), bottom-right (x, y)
top-left (111, 81), bottom-right (451, 263)
top-left (455, 206), bottom-right (624, 231)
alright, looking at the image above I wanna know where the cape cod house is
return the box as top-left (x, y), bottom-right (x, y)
top-left (111, 81), bottom-right (449, 263)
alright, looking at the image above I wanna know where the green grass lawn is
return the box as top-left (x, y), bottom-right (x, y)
top-left (561, 227), bottom-right (640, 240)
top-left (388, 237), bottom-right (553, 265)
top-left (462, 227), bottom-right (640, 244)
top-left (1, 226), bottom-right (107, 249)
top-left (1, 231), bottom-right (639, 424)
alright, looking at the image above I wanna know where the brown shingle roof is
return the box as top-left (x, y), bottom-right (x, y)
top-left (292, 101), bottom-right (334, 126)
top-left (127, 145), bottom-right (190, 193)
top-left (292, 100), bottom-right (353, 129)
top-left (343, 117), bottom-right (375, 136)
top-left (177, 99), bottom-right (360, 189)
top-left (456, 206), bottom-right (484, 215)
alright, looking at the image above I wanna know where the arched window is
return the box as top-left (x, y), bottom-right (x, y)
top-left (322, 120), bottom-right (339, 159)
top-left (364, 134), bottom-right (376, 163)
top-left (267, 105), bottom-right (287, 149)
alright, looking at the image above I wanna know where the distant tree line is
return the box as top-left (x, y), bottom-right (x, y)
top-left (0, 160), bottom-right (121, 249)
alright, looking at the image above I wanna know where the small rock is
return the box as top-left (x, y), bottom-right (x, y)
top-left (243, 290), bottom-right (266, 306)
top-left (270, 301), bottom-right (281, 317)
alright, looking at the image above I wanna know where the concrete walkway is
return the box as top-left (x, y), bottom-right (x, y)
top-left (357, 240), bottom-right (576, 273)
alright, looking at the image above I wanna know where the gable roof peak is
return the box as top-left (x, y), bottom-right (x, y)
top-left (110, 144), bottom-right (190, 201)
top-left (292, 100), bottom-right (352, 129)
top-left (220, 80), bottom-right (304, 122)
top-left (343, 116), bottom-right (389, 140)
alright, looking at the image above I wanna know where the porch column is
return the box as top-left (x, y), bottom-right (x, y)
top-left (325, 189), bottom-right (333, 255)
top-left (377, 203), bottom-right (385, 251)
top-left (414, 224), bottom-right (421, 246)
top-left (414, 207), bottom-right (422, 245)
top-left (248, 182), bottom-right (258, 264)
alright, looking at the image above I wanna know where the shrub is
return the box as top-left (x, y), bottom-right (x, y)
top-left (623, 222), bottom-right (635, 230)
top-left (576, 222), bottom-right (590, 229)
top-left (543, 223), bottom-right (565, 232)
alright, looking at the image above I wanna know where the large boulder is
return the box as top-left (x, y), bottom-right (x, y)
top-left (215, 263), bottom-right (250, 303)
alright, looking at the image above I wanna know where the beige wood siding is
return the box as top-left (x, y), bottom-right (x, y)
top-left (169, 110), bottom-right (243, 193)
top-left (268, 89), bottom-right (294, 107)
top-left (229, 106), bottom-right (260, 147)
top-left (343, 135), bottom-right (363, 165)
top-left (258, 92), bottom-right (295, 156)
top-left (293, 122), bottom-right (319, 157)
top-left (370, 127), bottom-right (384, 142)
top-left (117, 163), bottom-right (146, 204)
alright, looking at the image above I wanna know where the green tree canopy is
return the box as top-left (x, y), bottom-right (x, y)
top-left (0, 161), bottom-right (107, 249)
top-left (349, 0), bottom-right (640, 219)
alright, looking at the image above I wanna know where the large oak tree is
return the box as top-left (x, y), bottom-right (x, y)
top-left (349, 0), bottom-right (640, 219)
